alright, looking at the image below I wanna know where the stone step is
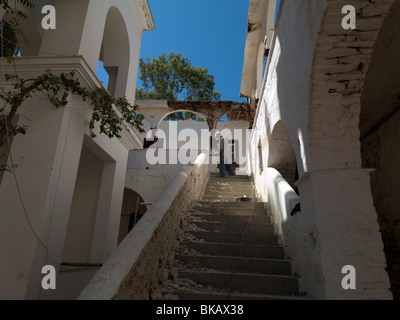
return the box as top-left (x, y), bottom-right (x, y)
top-left (208, 178), bottom-right (252, 182)
top-left (207, 181), bottom-right (252, 187)
top-left (186, 231), bottom-right (279, 245)
top-left (208, 174), bottom-right (251, 182)
top-left (202, 196), bottom-right (255, 201)
top-left (182, 241), bottom-right (284, 259)
top-left (209, 173), bottom-right (250, 180)
top-left (202, 196), bottom-right (260, 202)
top-left (207, 179), bottom-right (253, 188)
top-left (192, 207), bottom-right (268, 216)
top-left (194, 222), bottom-right (275, 234)
top-left (203, 191), bottom-right (255, 198)
top-left (205, 185), bottom-right (254, 195)
top-left (192, 214), bottom-right (271, 225)
top-left (207, 180), bottom-right (252, 185)
top-left (175, 255), bottom-right (292, 275)
top-left (178, 270), bottom-right (299, 296)
top-left (203, 193), bottom-right (256, 199)
top-left (195, 201), bottom-right (266, 209)
top-left (175, 291), bottom-right (307, 300)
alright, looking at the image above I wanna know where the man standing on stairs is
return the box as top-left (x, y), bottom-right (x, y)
top-left (215, 131), bottom-right (235, 178)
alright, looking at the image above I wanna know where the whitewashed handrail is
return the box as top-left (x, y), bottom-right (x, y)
top-left (78, 150), bottom-right (209, 300)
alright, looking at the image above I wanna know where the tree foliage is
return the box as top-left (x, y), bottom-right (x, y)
top-left (0, 0), bottom-right (34, 57)
top-left (136, 53), bottom-right (221, 120)
top-left (136, 52), bottom-right (221, 101)
top-left (0, 71), bottom-right (144, 148)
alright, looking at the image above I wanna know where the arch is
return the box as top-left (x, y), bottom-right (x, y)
top-left (156, 110), bottom-right (209, 152)
top-left (1, 9), bottom-right (43, 56)
top-left (100, 6), bottom-right (130, 98)
top-left (301, 0), bottom-right (396, 299)
top-left (307, 0), bottom-right (396, 171)
top-left (359, 0), bottom-right (400, 299)
top-left (118, 188), bottom-right (147, 245)
top-left (268, 121), bottom-right (297, 186)
top-left (16, 15), bottom-right (43, 56)
top-left (156, 109), bottom-right (208, 128)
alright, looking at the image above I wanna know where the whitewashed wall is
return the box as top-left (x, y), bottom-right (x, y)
top-left (0, 0), bottom-right (152, 300)
top-left (127, 119), bottom-right (250, 202)
top-left (246, 0), bottom-right (392, 299)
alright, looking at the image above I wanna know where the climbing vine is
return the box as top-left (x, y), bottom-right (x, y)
top-left (0, 0), bottom-right (144, 173)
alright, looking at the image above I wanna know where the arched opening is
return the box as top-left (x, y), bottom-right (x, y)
top-left (216, 112), bottom-right (250, 173)
top-left (0, 19), bottom-right (19, 57)
top-left (157, 110), bottom-right (207, 128)
top-left (268, 121), bottom-right (297, 188)
top-left (98, 6), bottom-right (130, 98)
top-left (157, 110), bottom-right (208, 156)
top-left (0, 9), bottom-right (42, 57)
top-left (360, 0), bottom-right (400, 299)
top-left (118, 188), bottom-right (147, 245)
top-left (163, 111), bottom-right (203, 121)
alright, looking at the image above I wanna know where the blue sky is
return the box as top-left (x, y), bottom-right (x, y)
top-left (137, 0), bottom-right (250, 102)
top-left (97, 0), bottom-right (282, 102)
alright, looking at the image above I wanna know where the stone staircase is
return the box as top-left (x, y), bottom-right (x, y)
top-left (159, 173), bottom-right (305, 300)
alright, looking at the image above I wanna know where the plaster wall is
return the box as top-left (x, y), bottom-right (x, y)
top-left (360, 0), bottom-right (400, 298)
top-left (0, 57), bottom-right (141, 300)
top-left (246, 0), bottom-right (392, 299)
top-left (127, 119), bottom-right (250, 202)
top-left (126, 150), bottom-right (189, 203)
top-left (362, 113), bottom-right (400, 299)
top-left (39, 0), bottom-right (151, 102)
top-left (79, 151), bottom-right (210, 300)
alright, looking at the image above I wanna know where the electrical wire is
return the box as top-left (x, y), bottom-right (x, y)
top-left (4, 114), bottom-right (60, 267)
top-left (1, 15), bottom-right (60, 268)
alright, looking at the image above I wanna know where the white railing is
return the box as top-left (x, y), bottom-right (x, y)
top-left (265, 167), bottom-right (300, 238)
top-left (78, 150), bottom-right (210, 300)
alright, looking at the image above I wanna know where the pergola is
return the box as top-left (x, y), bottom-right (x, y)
top-left (167, 100), bottom-right (254, 130)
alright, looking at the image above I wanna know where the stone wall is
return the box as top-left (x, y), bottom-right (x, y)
top-left (359, 0), bottom-right (400, 299)
top-left (362, 112), bottom-right (400, 300)
top-left (78, 151), bottom-right (209, 300)
top-left (247, 0), bottom-right (394, 299)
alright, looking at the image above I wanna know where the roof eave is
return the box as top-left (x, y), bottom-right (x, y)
top-left (134, 0), bottom-right (156, 31)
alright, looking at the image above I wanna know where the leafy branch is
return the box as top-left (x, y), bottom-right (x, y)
top-left (0, 70), bottom-right (144, 148)
top-left (0, 0), bottom-right (144, 174)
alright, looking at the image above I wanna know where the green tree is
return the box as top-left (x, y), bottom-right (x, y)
top-left (136, 52), bottom-right (221, 120)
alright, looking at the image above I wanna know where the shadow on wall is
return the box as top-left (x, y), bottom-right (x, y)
top-left (270, 0), bottom-right (397, 300)
top-left (359, 0), bottom-right (400, 300)
top-left (266, 0), bottom-right (337, 298)
top-left (266, 168), bottom-right (300, 236)
top-left (118, 189), bottom-right (148, 245)
top-left (268, 120), bottom-right (298, 188)
top-left (265, 168), bottom-right (315, 296)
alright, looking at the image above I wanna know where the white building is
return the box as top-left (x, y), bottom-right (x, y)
top-left (0, 0), bottom-right (154, 300)
top-left (242, 0), bottom-right (398, 299)
top-left (124, 100), bottom-right (251, 205)
top-left (2, 0), bottom-right (400, 301)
